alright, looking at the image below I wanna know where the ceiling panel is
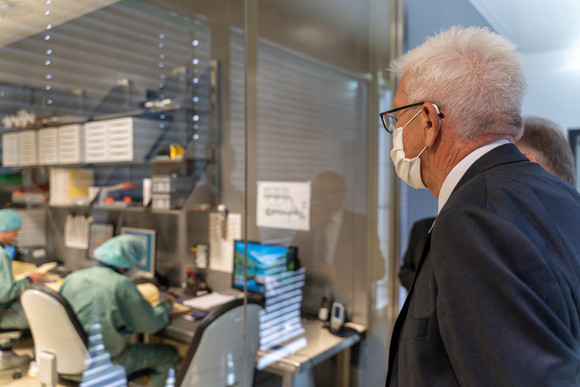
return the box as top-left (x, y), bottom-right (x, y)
top-left (0, 0), bottom-right (120, 48)
top-left (468, 0), bottom-right (580, 52)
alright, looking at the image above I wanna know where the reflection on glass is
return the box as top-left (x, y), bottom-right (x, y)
top-left (80, 318), bottom-right (127, 385)
top-left (292, 171), bottom-right (386, 320)
top-left (233, 240), bottom-right (307, 370)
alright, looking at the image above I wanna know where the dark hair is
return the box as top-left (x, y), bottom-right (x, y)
top-left (516, 116), bottom-right (575, 185)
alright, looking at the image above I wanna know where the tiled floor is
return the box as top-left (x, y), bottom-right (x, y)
top-left (2, 372), bottom-right (149, 387)
top-left (0, 342), bottom-right (71, 387)
top-left (1, 340), bottom-right (281, 387)
top-left (2, 371), bottom-right (52, 387)
top-left (2, 367), bottom-right (149, 387)
top-left (1, 341), bottom-right (36, 387)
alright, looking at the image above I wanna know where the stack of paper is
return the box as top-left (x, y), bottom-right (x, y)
top-left (13, 261), bottom-right (58, 281)
top-left (182, 292), bottom-right (236, 310)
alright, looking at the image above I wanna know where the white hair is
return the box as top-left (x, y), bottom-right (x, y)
top-left (390, 26), bottom-right (527, 142)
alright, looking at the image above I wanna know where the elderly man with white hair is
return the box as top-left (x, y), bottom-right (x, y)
top-left (382, 26), bottom-right (580, 386)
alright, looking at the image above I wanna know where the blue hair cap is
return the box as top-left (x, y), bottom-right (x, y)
top-left (0, 209), bottom-right (23, 232)
top-left (94, 234), bottom-right (145, 269)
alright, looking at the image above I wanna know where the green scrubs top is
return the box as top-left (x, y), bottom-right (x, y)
top-left (0, 245), bottom-right (29, 311)
top-left (59, 266), bottom-right (171, 357)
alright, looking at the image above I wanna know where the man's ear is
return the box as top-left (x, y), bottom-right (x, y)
top-left (422, 103), bottom-right (442, 147)
top-left (525, 154), bottom-right (538, 163)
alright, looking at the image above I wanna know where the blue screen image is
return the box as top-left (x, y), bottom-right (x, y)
top-left (232, 241), bottom-right (297, 293)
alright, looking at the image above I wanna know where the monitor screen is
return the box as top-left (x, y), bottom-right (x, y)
top-left (232, 240), bottom-right (298, 293)
top-left (120, 227), bottom-right (156, 279)
top-left (87, 223), bottom-right (114, 259)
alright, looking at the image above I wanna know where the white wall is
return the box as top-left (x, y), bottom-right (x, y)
top-left (522, 46), bottom-right (580, 132)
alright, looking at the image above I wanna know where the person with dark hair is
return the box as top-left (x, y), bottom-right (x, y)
top-left (515, 116), bottom-right (575, 185)
top-left (382, 26), bottom-right (580, 386)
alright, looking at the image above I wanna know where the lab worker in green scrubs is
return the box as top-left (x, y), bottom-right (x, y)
top-left (0, 209), bottom-right (44, 370)
top-left (59, 234), bottom-right (179, 387)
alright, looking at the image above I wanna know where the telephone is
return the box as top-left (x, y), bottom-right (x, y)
top-left (329, 301), bottom-right (346, 334)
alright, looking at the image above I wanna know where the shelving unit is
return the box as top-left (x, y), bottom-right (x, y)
top-left (0, 49), bottom-right (220, 284)
top-left (49, 203), bottom-right (182, 215)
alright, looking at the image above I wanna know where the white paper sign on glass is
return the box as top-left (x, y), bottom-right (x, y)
top-left (209, 212), bottom-right (241, 273)
top-left (256, 181), bottom-right (310, 231)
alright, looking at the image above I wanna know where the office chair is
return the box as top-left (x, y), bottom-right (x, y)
top-left (20, 285), bottom-right (90, 386)
top-left (176, 297), bottom-right (263, 387)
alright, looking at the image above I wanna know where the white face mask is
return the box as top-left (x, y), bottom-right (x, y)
top-left (390, 109), bottom-right (428, 189)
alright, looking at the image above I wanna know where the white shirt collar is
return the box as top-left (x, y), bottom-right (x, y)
top-left (438, 139), bottom-right (509, 213)
top-left (330, 207), bottom-right (344, 226)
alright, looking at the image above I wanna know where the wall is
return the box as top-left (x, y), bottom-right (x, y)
top-left (522, 46), bottom-right (580, 132)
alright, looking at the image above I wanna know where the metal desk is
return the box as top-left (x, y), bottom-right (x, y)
top-left (159, 310), bottom-right (364, 387)
top-left (257, 318), bottom-right (362, 387)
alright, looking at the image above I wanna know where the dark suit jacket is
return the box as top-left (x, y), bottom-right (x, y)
top-left (292, 209), bottom-right (385, 320)
top-left (398, 217), bottom-right (436, 291)
top-left (387, 144), bottom-right (580, 386)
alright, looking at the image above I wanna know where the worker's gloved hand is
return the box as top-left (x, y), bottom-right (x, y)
top-left (27, 271), bottom-right (45, 284)
top-left (165, 294), bottom-right (176, 307)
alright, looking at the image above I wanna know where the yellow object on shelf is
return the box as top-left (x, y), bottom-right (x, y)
top-left (169, 143), bottom-right (184, 160)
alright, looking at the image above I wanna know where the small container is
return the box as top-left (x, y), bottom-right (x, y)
top-left (142, 178), bottom-right (152, 207)
top-left (183, 268), bottom-right (197, 296)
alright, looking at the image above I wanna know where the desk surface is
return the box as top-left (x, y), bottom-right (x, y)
top-left (257, 318), bottom-right (362, 375)
top-left (161, 309), bottom-right (363, 375)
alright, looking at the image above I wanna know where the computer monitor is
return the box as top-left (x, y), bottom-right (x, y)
top-left (232, 240), bottom-right (298, 294)
top-left (87, 223), bottom-right (114, 259)
top-left (120, 227), bottom-right (156, 279)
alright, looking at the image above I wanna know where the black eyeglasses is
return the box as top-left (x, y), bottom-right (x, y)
top-left (379, 102), bottom-right (444, 133)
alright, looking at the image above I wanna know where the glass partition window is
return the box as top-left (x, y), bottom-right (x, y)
top-left (0, 0), bottom-right (393, 386)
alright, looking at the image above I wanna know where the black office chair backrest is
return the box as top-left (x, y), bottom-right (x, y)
top-left (176, 297), bottom-right (263, 387)
top-left (21, 284), bottom-right (89, 375)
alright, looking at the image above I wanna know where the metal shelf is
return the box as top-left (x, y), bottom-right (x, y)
top-left (48, 204), bottom-right (182, 215)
